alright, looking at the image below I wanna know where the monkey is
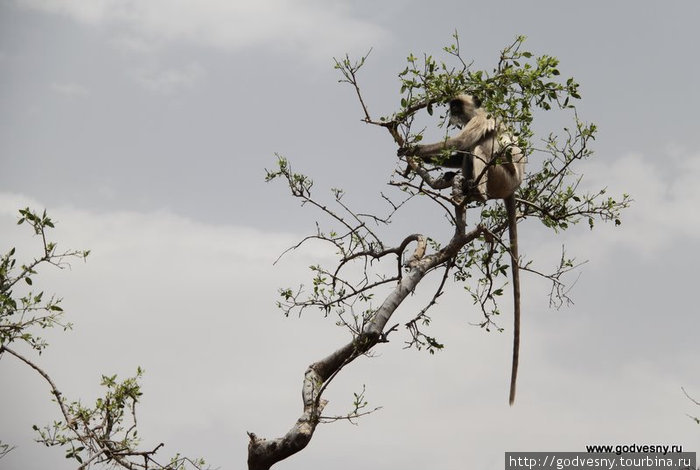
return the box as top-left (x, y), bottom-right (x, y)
top-left (398, 94), bottom-right (525, 405)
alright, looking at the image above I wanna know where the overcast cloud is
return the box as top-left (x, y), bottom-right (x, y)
top-left (1, 1), bottom-right (700, 469)
top-left (15, 0), bottom-right (390, 59)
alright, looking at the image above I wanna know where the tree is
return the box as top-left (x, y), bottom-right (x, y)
top-left (1, 36), bottom-right (631, 470)
top-left (247, 36), bottom-right (630, 469)
top-left (0, 209), bottom-right (207, 469)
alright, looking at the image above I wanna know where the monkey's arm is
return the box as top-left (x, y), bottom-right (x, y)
top-left (397, 145), bottom-right (464, 167)
top-left (453, 114), bottom-right (495, 149)
top-left (398, 114), bottom-right (495, 164)
top-left (418, 152), bottom-right (464, 168)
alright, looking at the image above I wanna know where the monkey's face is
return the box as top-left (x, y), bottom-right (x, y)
top-left (448, 94), bottom-right (479, 127)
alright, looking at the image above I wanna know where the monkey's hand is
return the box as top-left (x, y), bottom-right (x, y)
top-left (397, 146), bottom-right (418, 157)
top-left (440, 171), bottom-right (457, 183)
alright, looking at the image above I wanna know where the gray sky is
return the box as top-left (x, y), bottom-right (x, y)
top-left (1, 1), bottom-right (700, 469)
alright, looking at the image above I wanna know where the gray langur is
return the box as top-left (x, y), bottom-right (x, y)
top-left (398, 94), bottom-right (526, 405)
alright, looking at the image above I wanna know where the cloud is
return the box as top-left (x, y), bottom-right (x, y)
top-left (50, 82), bottom-right (90, 97)
top-left (129, 61), bottom-right (206, 94)
top-left (110, 34), bottom-right (161, 54)
top-left (578, 148), bottom-right (700, 252)
top-left (16, 0), bottom-right (389, 60)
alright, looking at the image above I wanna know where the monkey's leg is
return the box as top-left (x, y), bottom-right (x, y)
top-left (467, 148), bottom-right (488, 202)
top-left (485, 164), bottom-right (521, 200)
top-left (460, 152), bottom-right (474, 196)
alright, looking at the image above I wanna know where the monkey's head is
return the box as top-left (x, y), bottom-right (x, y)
top-left (448, 94), bottom-right (482, 127)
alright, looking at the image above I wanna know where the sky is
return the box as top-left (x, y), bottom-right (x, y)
top-left (1, 1), bottom-right (700, 469)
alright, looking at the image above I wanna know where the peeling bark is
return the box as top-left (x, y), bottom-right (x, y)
top-left (247, 231), bottom-right (480, 469)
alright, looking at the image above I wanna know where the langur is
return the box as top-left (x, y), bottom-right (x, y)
top-left (398, 94), bottom-right (525, 405)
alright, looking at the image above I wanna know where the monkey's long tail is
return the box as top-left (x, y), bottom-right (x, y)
top-left (505, 195), bottom-right (521, 406)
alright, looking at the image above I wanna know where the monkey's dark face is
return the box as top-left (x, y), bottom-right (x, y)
top-left (448, 94), bottom-right (479, 127)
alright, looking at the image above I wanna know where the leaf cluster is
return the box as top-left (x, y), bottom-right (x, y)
top-left (0, 208), bottom-right (89, 352)
top-left (393, 34), bottom-right (581, 155)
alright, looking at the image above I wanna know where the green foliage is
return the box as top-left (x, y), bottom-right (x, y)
top-left (32, 368), bottom-right (208, 470)
top-left (0, 208), bottom-right (89, 352)
top-left (265, 154), bottom-right (313, 198)
top-left (393, 34), bottom-right (580, 155)
top-left (33, 369), bottom-right (144, 465)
